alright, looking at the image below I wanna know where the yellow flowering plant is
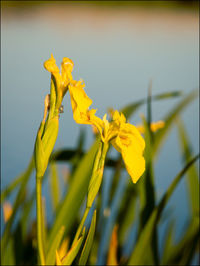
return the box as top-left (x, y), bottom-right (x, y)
top-left (1, 53), bottom-right (199, 266)
top-left (34, 54), bottom-right (74, 265)
top-left (68, 79), bottom-right (146, 245)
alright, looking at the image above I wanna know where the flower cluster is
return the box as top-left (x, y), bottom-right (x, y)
top-left (68, 80), bottom-right (145, 183)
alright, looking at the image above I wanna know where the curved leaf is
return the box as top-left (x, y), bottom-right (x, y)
top-left (79, 211), bottom-right (96, 265)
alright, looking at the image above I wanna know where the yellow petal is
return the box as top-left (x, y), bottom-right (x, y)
top-left (121, 148), bottom-right (145, 183)
top-left (68, 80), bottom-right (104, 136)
top-left (44, 54), bottom-right (60, 74)
top-left (112, 122), bottom-right (145, 183)
top-left (117, 123), bottom-right (145, 153)
top-left (136, 120), bottom-right (165, 134)
top-left (3, 201), bottom-right (13, 223)
top-left (150, 120), bottom-right (165, 132)
top-left (69, 80), bottom-right (92, 116)
top-left (61, 57), bottom-right (74, 88)
top-left (113, 110), bottom-right (126, 124)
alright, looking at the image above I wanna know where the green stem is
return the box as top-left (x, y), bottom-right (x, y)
top-left (36, 177), bottom-right (46, 265)
top-left (72, 141), bottom-right (109, 246)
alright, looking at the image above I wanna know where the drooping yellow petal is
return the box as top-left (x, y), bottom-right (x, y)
top-left (121, 148), bottom-right (145, 183)
top-left (68, 80), bottom-right (104, 135)
top-left (112, 122), bottom-right (145, 183)
top-left (69, 80), bottom-right (92, 120)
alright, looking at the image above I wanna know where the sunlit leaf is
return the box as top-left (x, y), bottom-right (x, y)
top-left (46, 226), bottom-right (65, 265)
top-left (47, 138), bottom-right (100, 251)
top-left (62, 230), bottom-right (85, 265)
top-left (79, 210), bottom-right (96, 265)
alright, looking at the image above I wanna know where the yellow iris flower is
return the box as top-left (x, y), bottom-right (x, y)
top-left (69, 80), bottom-right (145, 183)
top-left (44, 54), bottom-right (74, 110)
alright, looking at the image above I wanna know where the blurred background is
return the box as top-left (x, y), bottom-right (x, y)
top-left (1, 0), bottom-right (199, 258)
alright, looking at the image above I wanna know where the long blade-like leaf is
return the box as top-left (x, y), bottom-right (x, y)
top-left (1, 157), bottom-right (34, 252)
top-left (47, 138), bottom-right (100, 251)
top-left (120, 90), bottom-right (181, 119)
top-left (176, 118), bottom-right (199, 216)
top-left (128, 154), bottom-right (199, 265)
top-left (79, 210), bottom-right (96, 265)
top-left (153, 89), bottom-right (198, 157)
top-left (49, 162), bottom-right (60, 212)
top-left (62, 232), bottom-right (85, 265)
top-left (46, 226), bottom-right (65, 265)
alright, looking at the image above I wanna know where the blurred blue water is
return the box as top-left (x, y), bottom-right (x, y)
top-left (1, 3), bottom-right (199, 261)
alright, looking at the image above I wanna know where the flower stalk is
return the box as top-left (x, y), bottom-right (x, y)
top-left (36, 177), bottom-right (46, 265)
top-left (72, 140), bottom-right (109, 246)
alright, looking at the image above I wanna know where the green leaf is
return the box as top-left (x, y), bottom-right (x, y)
top-left (161, 220), bottom-right (175, 264)
top-left (118, 185), bottom-right (137, 246)
top-left (62, 231), bottom-right (85, 265)
top-left (49, 162), bottom-right (60, 211)
top-left (139, 93), bottom-right (158, 265)
top-left (46, 226), bottom-right (65, 265)
top-left (1, 157), bottom-right (34, 252)
top-left (165, 217), bottom-right (199, 265)
top-left (153, 89), bottom-right (198, 157)
top-left (1, 236), bottom-right (15, 265)
top-left (120, 90), bottom-right (181, 119)
top-left (47, 138), bottom-right (100, 252)
top-left (79, 210), bottom-right (96, 265)
top-left (176, 118), bottom-right (199, 216)
top-left (20, 191), bottom-right (35, 240)
top-left (128, 154), bottom-right (199, 265)
top-left (1, 175), bottom-right (24, 204)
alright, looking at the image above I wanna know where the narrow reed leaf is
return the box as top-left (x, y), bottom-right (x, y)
top-left (153, 89), bottom-right (198, 157)
top-left (120, 90), bottom-right (181, 119)
top-left (62, 232), bottom-right (85, 265)
top-left (118, 187), bottom-right (137, 246)
top-left (46, 226), bottom-right (65, 265)
top-left (1, 157), bottom-right (34, 203)
top-left (139, 107), bottom-right (155, 229)
top-left (2, 157), bottom-right (34, 252)
top-left (128, 154), bottom-right (199, 265)
top-left (161, 221), bottom-right (175, 264)
top-left (79, 210), bottom-right (96, 265)
top-left (47, 138), bottom-right (100, 251)
top-left (165, 217), bottom-right (199, 265)
top-left (20, 192), bottom-right (35, 240)
top-left (2, 236), bottom-right (15, 265)
top-left (176, 118), bottom-right (199, 216)
top-left (140, 112), bottom-right (158, 264)
top-left (49, 162), bottom-right (60, 211)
